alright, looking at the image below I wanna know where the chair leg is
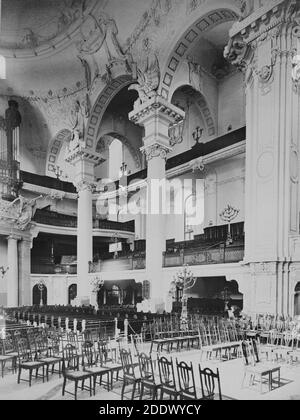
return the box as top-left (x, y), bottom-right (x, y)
top-left (121, 379), bottom-right (127, 400)
top-left (62, 377), bottom-right (66, 396)
top-left (139, 383), bottom-right (144, 400)
top-left (74, 380), bottom-right (78, 400)
top-left (17, 367), bottom-right (21, 384)
top-left (89, 376), bottom-right (92, 397)
top-left (131, 381), bottom-right (137, 400)
top-left (29, 370), bottom-right (33, 387)
top-left (93, 375), bottom-right (97, 396)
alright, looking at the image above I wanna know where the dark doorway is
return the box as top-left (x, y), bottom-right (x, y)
top-left (68, 284), bottom-right (77, 305)
top-left (32, 284), bottom-right (47, 306)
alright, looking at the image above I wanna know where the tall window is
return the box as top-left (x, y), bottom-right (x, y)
top-left (0, 56), bottom-right (6, 79)
top-left (109, 138), bottom-right (123, 181)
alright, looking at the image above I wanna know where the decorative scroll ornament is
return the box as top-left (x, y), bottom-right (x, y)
top-left (168, 120), bottom-right (185, 147)
top-left (0, 195), bottom-right (44, 231)
top-left (128, 38), bottom-right (160, 105)
top-left (292, 55), bottom-right (300, 92)
top-left (142, 143), bottom-right (170, 161)
top-left (75, 180), bottom-right (96, 193)
top-left (191, 158), bottom-right (205, 173)
top-left (76, 13), bottom-right (134, 87)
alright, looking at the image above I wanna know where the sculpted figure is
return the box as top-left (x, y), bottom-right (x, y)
top-left (68, 100), bottom-right (86, 151)
top-left (9, 195), bottom-right (43, 230)
top-left (128, 38), bottom-right (160, 104)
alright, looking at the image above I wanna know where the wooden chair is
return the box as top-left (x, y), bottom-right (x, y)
top-left (198, 364), bottom-right (222, 400)
top-left (82, 341), bottom-right (111, 395)
top-left (241, 340), bottom-right (281, 394)
top-left (0, 338), bottom-right (17, 377)
top-left (35, 335), bottom-right (63, 380)
top-left (157, 356), bottom-right (179, 400)
top-left (138, 352), bottom-right (159, 400)
top-left (120, 348), bottom-right (141, 400)
top-left (61, 344), bottom-right (93, 400)
top-left (97, 340), bottom-right (122, 390)
top-left (176, 359), bottom-right (197, 400)
top-left (16, 338), bottom-right (46, 387)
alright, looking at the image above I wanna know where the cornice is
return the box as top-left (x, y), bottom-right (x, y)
top-left (129, 94), bottom-right (185, 125)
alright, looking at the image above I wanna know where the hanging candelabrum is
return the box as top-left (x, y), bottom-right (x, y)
top-left (119, 162), bottom-right (128, 178)
top-left (37, 280), bottom-right (45, 307)
top-left (171, 264), bottom-right (196, 329)
top-left (219, 204), bottom-right (239, 245)
top-left (90, 276), bottom-right (104, 294)
top-left (220, 286), bottom-right (230, 313)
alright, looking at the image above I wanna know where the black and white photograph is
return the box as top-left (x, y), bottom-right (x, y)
top-left (0, 0), bottom-right (299, 404)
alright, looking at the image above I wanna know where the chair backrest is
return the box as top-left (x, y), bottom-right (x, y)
top-left (82, 340), bottom-right (97, 367)
top-left (16, 338), bottom-right (32, 362)
top-left (120, 348), bottom-right (136, 378)
top-left (158, 356), bottom-right (176, 389)
top-left (198, 364), bottom-right (222, 400)
top-left (62, 344), bottom-right (80, 372)
top-left (138, 352), bottom-right (155, 382)
top-left (176, 359), bottom-right (197, 399)
top-left (98, 339), bottom-right (113, 364)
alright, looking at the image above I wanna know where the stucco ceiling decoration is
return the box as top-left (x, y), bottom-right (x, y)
top-left (0, 0), bottom-right (100, 58)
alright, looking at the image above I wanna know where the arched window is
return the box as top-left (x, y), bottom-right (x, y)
top-left (0, 56), bottom-right (6, 79)
top-left (109, 138), bottom-right (124, 181)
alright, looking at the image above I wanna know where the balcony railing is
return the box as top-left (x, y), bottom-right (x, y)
top-left (31, 264), bottom-right (77, 275)
top-left (33, 209), bottom-right (135, 232)
top-left (163, 244), bottom-right (244, 267)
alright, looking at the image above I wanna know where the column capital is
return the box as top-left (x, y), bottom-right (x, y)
top-left (7, 234), bottom-right (22, 241)
top-left (75, 179), bottom-right (96, 193)
top-left (224, 0), bottom-right (299, 72)
top-left (140, 142), bottom-right (172, 162)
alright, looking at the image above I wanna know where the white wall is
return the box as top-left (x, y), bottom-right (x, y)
top-left (218, 72), bottom-right (246, 136)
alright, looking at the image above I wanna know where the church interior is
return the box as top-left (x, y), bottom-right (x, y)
top-left (0, 0), bottom-right (300, 401)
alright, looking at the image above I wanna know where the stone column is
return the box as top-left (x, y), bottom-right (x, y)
top-left (18, 238), bottom-right (32, 306)
top-left (129, 95), bottom-right (185, 312)
top-left (6, 235), bottom-right (20, 307)
top-left (225, 0), bottom-right (300, 315)
top-left (65, 146), bottom-right (104, 305)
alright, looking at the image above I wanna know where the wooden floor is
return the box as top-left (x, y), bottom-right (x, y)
top-left (0, 346), bottom-right (300, 400)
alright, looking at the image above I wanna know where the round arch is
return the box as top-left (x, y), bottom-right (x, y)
top-left (171, 84), bottom-right (216, 137)
top-left (96, 131), bottom-right (142, 171)
top-left (46, 129), bottom-right (72, 175)
top-left (85, 75), bottom-right (135, 152)
top-left (159, 8), bottom-right (239, 101)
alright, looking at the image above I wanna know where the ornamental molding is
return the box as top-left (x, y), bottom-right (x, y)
top-left (129, 94), bottom-right (185, 126)
top-left (140, 142), bottom-right (172, 161)
top-left (225, 0), bottom-right (299, 72)
top-left (75, 180), bottom-right (97, 193)
top-left (0, 195), bottom-right (43, 231)
top-left (65, 145), bottom-right (105, 166)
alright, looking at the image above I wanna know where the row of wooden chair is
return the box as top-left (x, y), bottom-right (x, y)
top-left (120, 349), bottom-right (222, 400)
